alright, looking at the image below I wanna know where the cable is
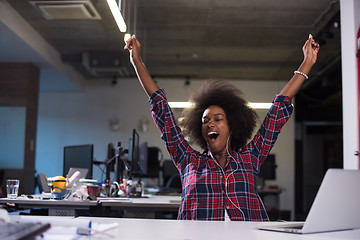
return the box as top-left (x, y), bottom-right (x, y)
top-left (225, 133), bottom-right (269, 220)
top-left (207, 132), bottom-right (269, 220)
top-left (105, 156), bottom-right (117, 166)
top-left (223, 133), bottom-right (246, 220)
top-left (208, 134), bottom-right (246, 221)
top-left (96, 164), bottom-right (106, 181)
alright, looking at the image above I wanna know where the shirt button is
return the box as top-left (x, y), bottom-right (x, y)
top-left (220, 175), bottom-right (223, 178)
top-left (222, 190), bottom-right (224, 193)
top-left (226, 206), bottom-right (230, 209)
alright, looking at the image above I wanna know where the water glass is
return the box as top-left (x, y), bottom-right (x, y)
top-left (6, 179), bottom-right (20, 199)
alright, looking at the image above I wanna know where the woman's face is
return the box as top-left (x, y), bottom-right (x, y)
top-left (201, 105), bottom-right (231, 155)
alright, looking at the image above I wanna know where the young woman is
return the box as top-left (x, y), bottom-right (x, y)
top-left (124, 35), bottom-right (319, 221)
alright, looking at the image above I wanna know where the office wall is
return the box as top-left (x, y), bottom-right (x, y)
top-left (341, 0), bottom-right (360, 169)
top-left (0, 107), bottom-right (26, 168)
top-left (0, 0), bottom-right (85, 92)
top-left (35, 78), bottom-right (294, 216)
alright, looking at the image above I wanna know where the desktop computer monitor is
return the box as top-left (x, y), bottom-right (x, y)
top-left (128, 129), bottom-right (140, 173)
top-left (114, 129), bottom-right (143, 181)
top-left (106, 143), bottom-right (116, 180)
top-left (136, 142), bottom-right (160, 178)
top-left (63, 144), bottom-right (93, 179)
top-left (138, 141), bottom-right (148, 175)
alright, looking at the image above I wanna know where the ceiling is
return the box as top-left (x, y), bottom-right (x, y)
top-left (5, 0), bottom-right (341, 81)
top-left (4, 0), bottom-right (342, 121)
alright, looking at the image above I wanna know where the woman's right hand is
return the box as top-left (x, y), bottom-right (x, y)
top-left (124, 35), bottom-right (160, 97)
top-left (124, 35), bottom-right (141, 65)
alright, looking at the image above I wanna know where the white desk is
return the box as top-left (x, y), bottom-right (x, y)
top-left (99, 195), bottom-right (181, 218)
top-left (0, 195), bottom-right (180, 218)
top-left (99, 195), bottom-right (180, 208)
top-left (0, 198), bottom-right (98, 216)
top-left (11, 215), bottom-right (360, 240)
top-left (85, 218), bottom-right (360, 240)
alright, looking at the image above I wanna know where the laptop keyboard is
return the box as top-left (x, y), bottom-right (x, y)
top-left (0, 221), bottom-right (50, 240)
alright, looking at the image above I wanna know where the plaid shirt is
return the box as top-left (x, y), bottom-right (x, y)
top-left (150, 89), bottom-right (293, 221)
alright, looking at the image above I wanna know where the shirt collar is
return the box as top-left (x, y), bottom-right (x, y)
top-left (203, 148), bottom-right (234, 170)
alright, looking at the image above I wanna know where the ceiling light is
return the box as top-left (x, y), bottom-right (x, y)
top-left (168, 102), bottom-right (194, 109)
top-left (247, 102), bottom-right (273, 109)
top-left (106, 0), bottom-right (127, 32)
top-left (168, 102), bottom-right (273, 109)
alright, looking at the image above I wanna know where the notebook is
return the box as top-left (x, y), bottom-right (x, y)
top-left (258, 169), bottom-right (360, 234)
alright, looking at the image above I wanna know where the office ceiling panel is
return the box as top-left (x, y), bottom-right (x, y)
top-left (5, 0), bottom-right (340, 81)
top-left (4, 0), bottom-right (342, 121)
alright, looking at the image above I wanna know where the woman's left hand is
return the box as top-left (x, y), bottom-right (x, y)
top-left (303, 34), bottom-right (320, 65)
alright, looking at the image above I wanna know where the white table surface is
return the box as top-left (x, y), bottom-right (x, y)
top-left (99, 195), bottom-right (181, 208)
top-left (0, 195), bottom-right (179, 208)
top-left (0, 197), bottom-right (98, 206)
top-left (11, 215), bottom-right (360, 240)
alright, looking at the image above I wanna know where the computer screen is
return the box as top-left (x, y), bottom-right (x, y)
top-left (259, 154), bottom-right (276, 180)
top-left (63, 144), bottom-right (93, 179)
top-left (106, 143), bottom-right (115, 180)
top-left (136, 143), bottom-right (160, 178)
top-left (128, 129), bottom-right (140, 173)
top-left (138, 142), bottom-right (148, 175)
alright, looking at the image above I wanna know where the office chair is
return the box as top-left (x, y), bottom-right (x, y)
top-left (164, 174), bottom-right (181, 190)
top-left (36, 173), bottom-right (51, 193)
top-left (162, 160), bottom-right (181, 193)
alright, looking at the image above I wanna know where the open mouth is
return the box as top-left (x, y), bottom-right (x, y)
top-left (208, 131), bottom-right (219, 141)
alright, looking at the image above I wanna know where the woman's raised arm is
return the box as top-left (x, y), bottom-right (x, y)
top-left (279, 34), bottom-right (320, 99)
top-left (124, 35), bottom-right (159, 97)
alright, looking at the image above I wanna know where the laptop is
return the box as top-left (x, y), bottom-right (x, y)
top-left (258, 169), bottom-right (360, 234)
top-left (67, 168), bottom-right (88, 179)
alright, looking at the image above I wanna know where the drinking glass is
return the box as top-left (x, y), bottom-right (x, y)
top-left (6, 179), bottom-right (20, 199)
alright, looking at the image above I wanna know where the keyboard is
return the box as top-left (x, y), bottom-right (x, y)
top-left (0, 221), bottom-right (51, 240)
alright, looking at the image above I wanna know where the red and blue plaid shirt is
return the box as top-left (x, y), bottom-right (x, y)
top-left (150, 89), bottom-right (293, 221)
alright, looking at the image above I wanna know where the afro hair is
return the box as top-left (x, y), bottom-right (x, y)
top-left (180, 79), bottom-right (258, 151)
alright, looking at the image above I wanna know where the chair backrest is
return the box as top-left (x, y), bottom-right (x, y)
top-left (36, 173), bottom-right (51, 193)
top-left (164, 174), bottom-right (181, 190)
top-left (162, 160), bottom-right (179, 177)
top-left (162, 160), bottom-right (181, 190)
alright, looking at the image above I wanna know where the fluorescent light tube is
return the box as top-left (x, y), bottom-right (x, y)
top-left (168, 102), bottom-right (273, 109)
top-left (168, 102), bottom-right (194, 109)
top-left (107, 0), bottom-right (127, 32)
top-left (247, 102), bottom-right (273, 109)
